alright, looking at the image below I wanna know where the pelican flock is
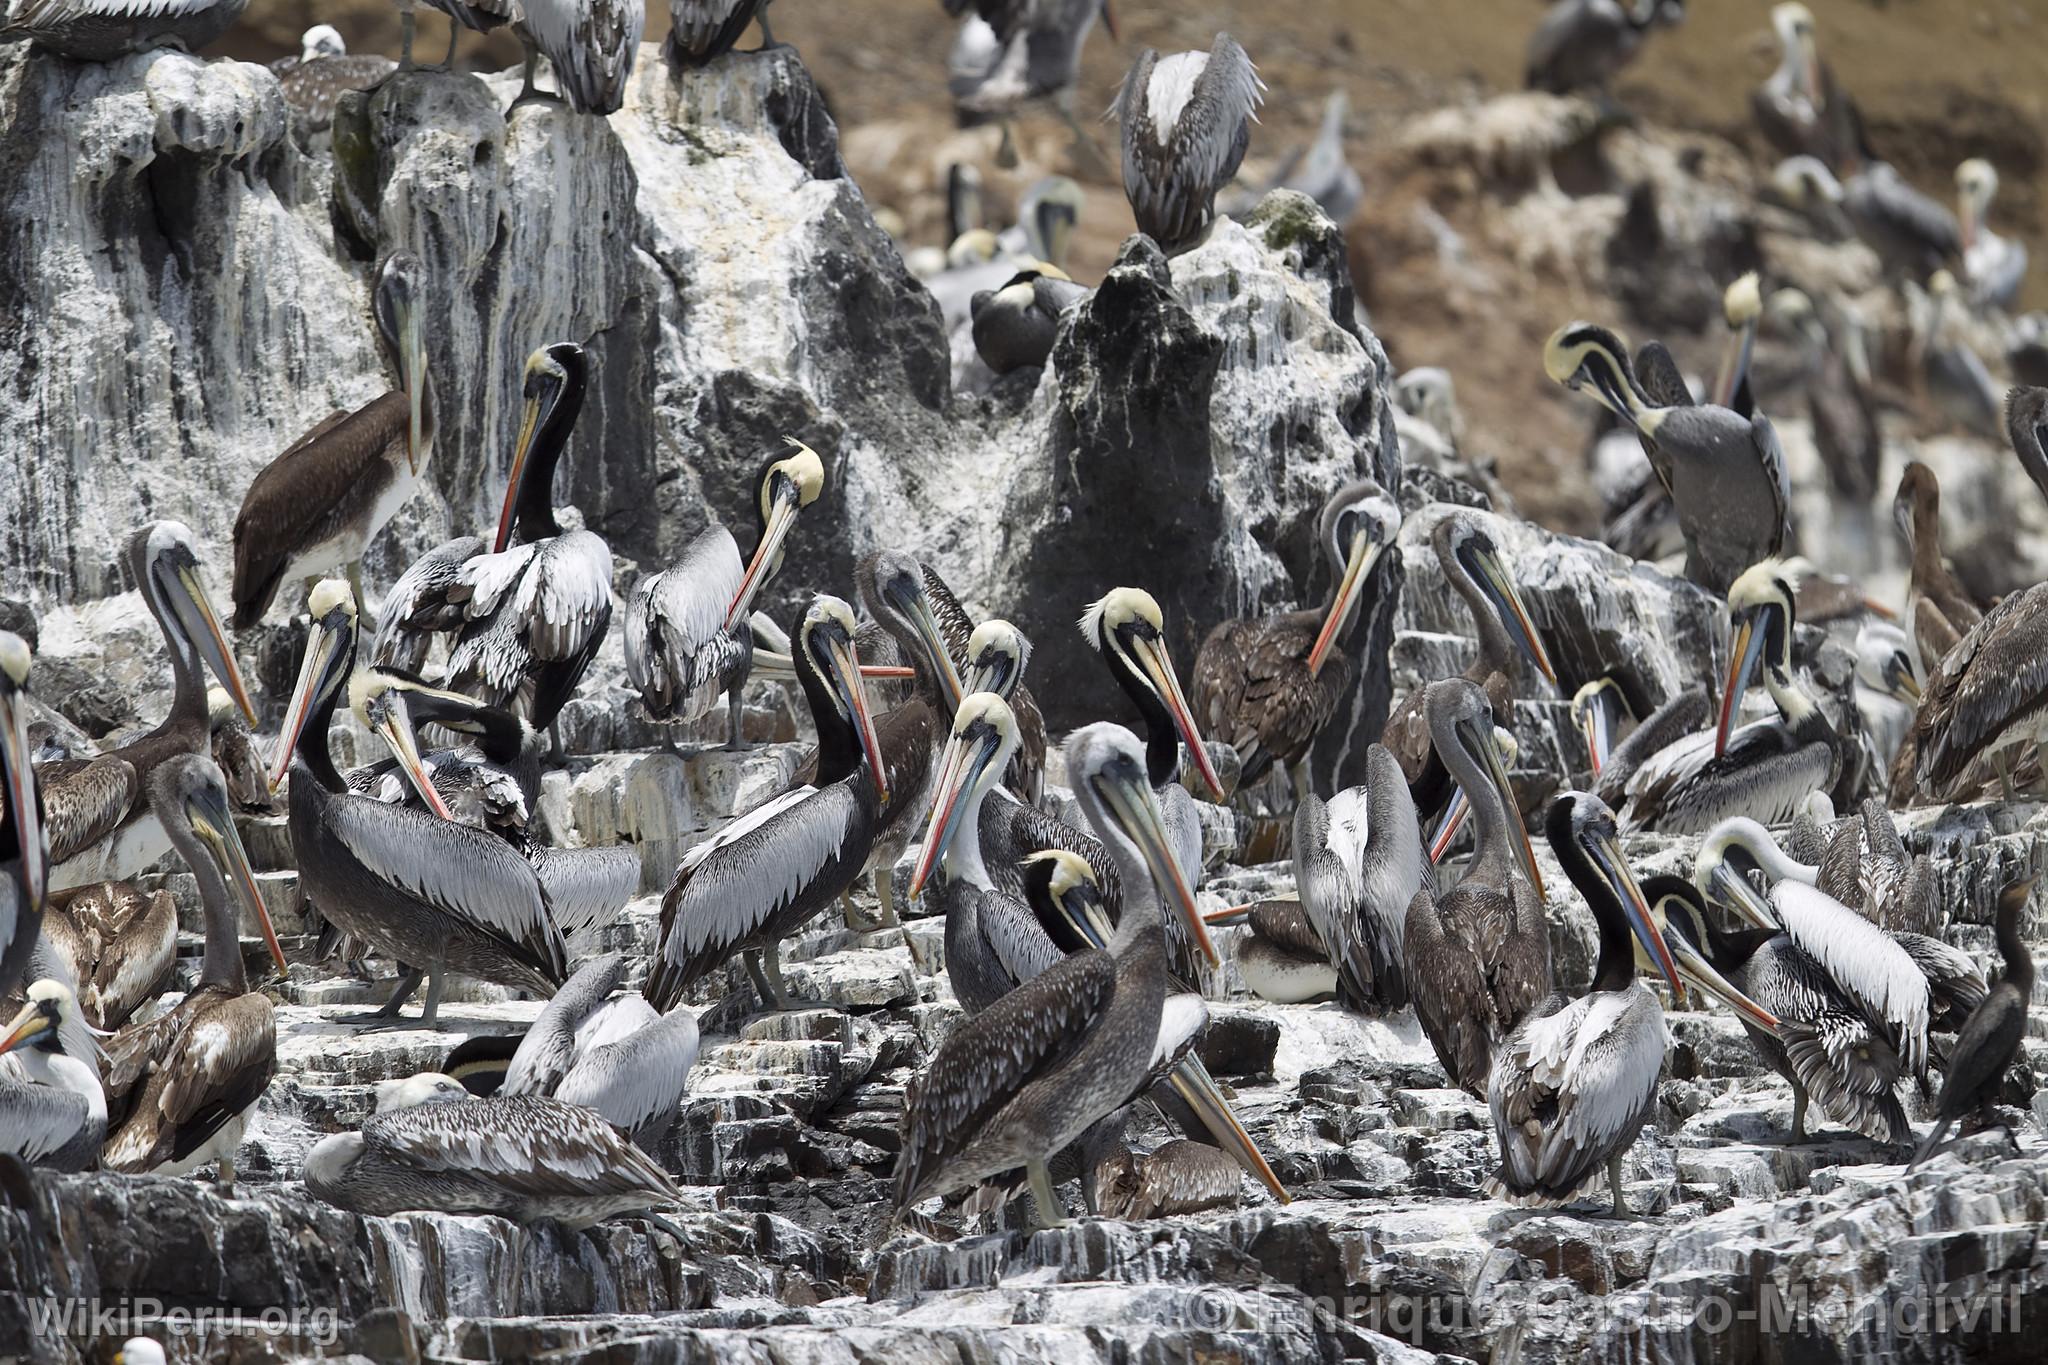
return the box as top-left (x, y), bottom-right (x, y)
top-left (7, 4), bottom-right (2048, 1358)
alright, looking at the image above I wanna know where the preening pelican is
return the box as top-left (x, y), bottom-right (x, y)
top-left (1525, 0), bottom-right (1681, 98)
top-left (1752, 3), bottom-right (1864, 174)
top-left (1956, 159), bottom-right (2027, 312)
top-left (1293, 744), bottom-right (1423, 1015)
top-left (0, 980), bottom-right (105, 1171)
top-left (667, 0), bottom-right (770, 64)
top-left (1910, 877), bottom-right (2034, 1167)
top-left (41, 880), bottom-right (176, 1032)
top-left (645, 596), bottom-right (890, 1013)
top-left (1912, 579), bottom-right (2048, 802)
top-left (40, 523), bottom-right (256, 892)
top-left (515, 0), bottom-right (643, 114)
top-left (0, 0), bottom-right (246, 61)
top-left (233, 253), bottom-right (432, 629)
top-left (501, 954), bottom-right (699, 1149)
top-left (1114, 32), bottom-right (1263, 251)
top-left (1195, 479), bottom-right (1404, 799)
top-left (0, 631), bottom-right (46, 1001)
top-left (101, 755), bottom-right (287, 1192)
top-left (1892, 461), bottom-right (1981, 681)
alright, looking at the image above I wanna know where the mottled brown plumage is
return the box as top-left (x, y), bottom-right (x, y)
top-left (1894, 462), bottom-right (1982, 678)
top-left (40, 881), bottom-right (176, 1031)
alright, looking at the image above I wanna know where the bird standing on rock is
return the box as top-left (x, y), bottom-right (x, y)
top-left (1114, 32), bottom-right (1263, 252)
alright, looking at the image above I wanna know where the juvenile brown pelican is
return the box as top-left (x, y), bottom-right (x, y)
top-left (1489, 793), bottom-right (1694, 1216)
top-left (515, 0), bottom-right (643, 114)
top-left (1203, 899), bottom-right (1335, 1004)
top-left (1547, 323), bottom-right (1789, 595)
top-left (1752, 3), bottom-right (1864, 174)
top-left (305, 1071), bottom-right (680, 1227)
top-left (41, 881), bottom-right (176, 1032)
top-left (102, 756), bottom-right (286, 1192)
top-left (1773, 156), bottom-right (1959, 282)
top-left (1956, 159), bottom-right (2027, 312)
top-left (1114, 32), bottom-right (1263, 251)
top-left (1196, 479), bottom-right (1403, 799)
top-left (1524, 0), bottom-right (1680, 99)
top-left (2008, 387), bottom-right (2048, 511)
top-left (1911, 579), bottom-right (2048, 801)
top-left (1293, 745), bottom-right (1423, 1016)
top-left (41, 524), bottom-right (256, 892)
top-left (1404, 680), bottom-right (1551, 1097)
top-left (646, 596), bottom-right (890, 1013)
top-left (1892, 461), bottom-right (1982, 679)
top-left (233, 253), bottom-right (432, 629)
top-left (0, 0), bottom-right (245, 60)
top-left (1087, 1115), bottom-right (1242, 1220)
top-left (1910, 877), bottom-right (2034, 1167)
top-left (276, 582), bottom-right (568, 1029)
top-left (0, 631), bottom-right (46, 1001)
top-left (623, 442), bottom-right (825, 749)
top-left (0, 980), bottom-right (105, 1171)
top-left (971, 269), bottom-right (1091, 375)
top-left (667, 0), bottom-right (770, 63)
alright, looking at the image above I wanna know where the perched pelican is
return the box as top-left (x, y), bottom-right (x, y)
top-left (1488, 793), bottom-right (1697, 1216)
top-left (1912, 579), bottom-right (2048, 801)
top-left (1914, 271), bottom-right (2005, 440)
top-left (1956, 159), bottom-right (2027, 312)
top-left (1194, 479), bottom-right (1403, 799)
top-left (0, 980), bottom-right (105, 1171)
top-left (1910, 877), bottom-right (2034, 1167)
top-left (1570, 673), bottom-right (1710, 811)
top-left (305, 1071), bottom-right (680, 1227)
top-left (1403, 680), bottom-right (1552, 1097)
top-left (623, 442), bottom-right (825, 748)
top-left (1203, 899), bottom-right (1336, 1004)
top-left (1773, 156), bottom-right (1958, 282)
top-left (41, 881), bottom-right (176, 1032)
top-left (1771, 288), bottom-right (1879, 501)
top-left (1892, 461), bottom-right (1981, 680)
top-left (971, 269), bottom-right (1091, 375)
top-left (2008, 387), bottom-right (2048, 511)
top-left (1525, 0), bottom-right (1681, 98)
top-left (1114, 32), bottom-right (1263, 251)
top-left (233, 252), bottom-right (432, 629)
top-left (1752, 3), bottom-right (1864, 174)
top-left (515, 0), bottom-right (643, 114)
top-left (1087, 1114), bottom-right (1242, 1220)
top-left (645, 596), bottom-right (890, 1013)
top-left (892, 722), bottom-right (1217, 1228)
top-left (1853, 621), bottom-right (1920, 777)
top-left (0, 0), bottom-right (245, 60)
top-left (101, 756), bottom-right (287, 1192)
top-left (949, 0), bottom-right (1118, 168)
top-left (1292, 745), bottom-right (1423, 1016)
top-left (960, 618), bottom-right (1046, 804)
top-left (1623, 563), bottom-right (1839, 832)
top-left (393, 0), bottom-right (514, 69)
top-left (667, 0), bottom-right (771, 64)
top-left (1547, 322), bottom-right (1789, 595)
top-left (1710, 272), bottom-right (1762, 415)
top-left (501, 954), bottom-right (699, 1150)
top-left (40, 523), bottom-right (256, 892)
top-left (277, 581), bottom-right (568, 1028)
top-left (0, 631), bottom-right (46, 1001)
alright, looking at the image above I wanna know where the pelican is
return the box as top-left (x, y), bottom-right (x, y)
top-left (949, 0), bottom-right (1118, 169)
top-left (1525, 0), bottom-right (1681, 99)
top-left (276, 581), bottom-right (568, 1029)
top-left (1203, 899), bottom-right (1335, 1004)
top-left (40, 523), bottom-right (257, 892)
top-left (1956, 159), bottom-right (2027, 312)
top-left (1262, 89), bottom-right (1361, 225)
top-left (1194, 479), bottom-right (1403, 800)
top-left (1912, 579), bottom-right (2048, 801)
top-left (1892, 461), bottom-right (1981, 680)
top-left (892, 722), bottom-right (1218, 1228)
top-left (1853, 621), bottom-right (1920, 776)
top-left (1570, 673), bottom-right (1710, 810)
top-left (1711, 272), bottom-right (1762, 415)
top-left (1114, 32), bottom-right (1263, 251)
top-left (41, 881), bottom-right (176, 1032)
top-left (1910, 877), bottom-right (2034, 1167)
top-left (1773, 156), bottom-right (1959, 282)
top-left (0, 0), bottom-right (245, 60)
top-left (667, 0), bottom-right (770, 63)
top-left (0, 980), bottom-right (105, 1171)
top-left (501, 954), bottom-right (699, 1150)
top-left (1914, 271), bottom-right (2005, 440)
top-left (2009, 387), bottom-right (2048, 511)
top-left (1488, 792), bottom-right (1696, 1216)
top-left (1623, 563), bottom-right (1839, 833)
top-left (1403, 680), bottom-right (1551, 1097)
top-left (0, 631), bottom-right (46, 1001)
top-left (305, 1071), bottom-right (680, 1227)
top-left (270, 22), bottom-right (344, 72)
top-left (1752, 3), bottom-right (1864, 173)
top-left (961, 618), bottom-right (1046, 804)
top-left (1087, 1114), bottom-right (1242, 1220)
top-left (101, 756), bottom-right (287, 1192)
top-left (233, 253), bottom-right (432, 629)
top-left (1379, 509), bottom-right (1557, 817)
top-left (1547, 322), bottom-right (1789, 595)
top-left (623, 442), bottom-right (825, 749)
top-left (1293, 745), bottom-right (1423, 1016)
top-left (1771, 288), bottom-right (1879, 501)
top-left (645, 596), bottom-right (890, 1013)
top-left (514, 0), bottom-right (643, 114)
top-left (970, 268), bottom-right (1091, 375)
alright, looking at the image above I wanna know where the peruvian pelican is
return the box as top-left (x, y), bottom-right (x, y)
top-left (1570, 673), bottom-right (1710, 811)
top-left (2008, 387), bottom-right (2048, 512)
top-left (949, 0), bottom-right (1118, 169)
top-left (277, 581), bottom-right (568, 1029)
top-left (0, 979), bottom-right (105, 1171)
top-left (892, 722), bottom-right (1222, 1228)
top-left (233, 252), bottom-right (432, 629)
top-left (623, 442), bottom-right (825, 749)
top-left (1114, 32), bottom-right (1263, 251)
top-left (514, 0), bottom-right (643, 114)
top-left (378, 343), bottom-right (614, 751)
top-left (1546, 322), bottom-right (1789, 595)
top-left (1771, 289), bottom-right (1879, 502)
top-left (1892, 461), bottom-right (1981, 680)
top-left (1773, 156), bottom-right (1958, 283)
top-left (40, 880), bottom-right (176, 1032)
top-left (645, 596), bottom-right (890, 1013)
top-left (1752, 3), bottom-right (1864, 174)
top-left (1623, 563), bottom-right (1839, 833)
top-left (667, 0), bottom-right (771, 64)
top-left (1525, 0), bottom-right (1681, 99)
top-left (1910, 877), bottom-right (2035, 1167)
top-left (501, 954), bottom-right (699, 1150)
top-left (1956, 159), bottom-right (2027, 312)
top-left (1403, 680), bottom-right (1552, 1096)
top-left (1087, 1109), bottom-right (1244, 1220)
top-left (101, 756), bottom-right (287, 1193)
top-left (305, 1071), bottom-right (680, 1227)
top-left (960, 617), bottom-right (1046, 804)
top-left (1292, 744), bottom-right (1423, 1016)
top-left (39, 523), bottom-right (257, 892)
top-left (0, 631), bottom-right (46, 1001)
top-left (1853, 622), bottom-right (1920, 778)
top-left (0, 0), bottom-right (245, 60)
top-left (1195, 479), bottom-right (1404, 800)
top-left (1488, 792), bottom-right (1698, 1216)
top-left (1710, 272), bottom-right (1762, 415)
top-left (1202, 898), bottom-right (1337, 1004)
top-left (1912, 579), bottom-right (2048, 801)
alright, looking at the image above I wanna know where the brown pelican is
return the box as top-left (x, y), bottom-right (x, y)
top-left (1956, 159), bottom-right (2027, 312)
top-left (1910, 877), bottom-right (2034, 1167)
top-left (1403, 680), bottom-right (1551, 1097)
top-left (501, 954), bottom-right (698, 1150)
top-left (275, 581), bottom-right (568, 1029)
top-left (41, 881), bottom-right (176, 1032)
top-left (1571, 673), bottom-right (1710, 811)
top-left (646, 596), bottom-right (890, 1013)
top-left (41, 523), bottom-right (256, 892)
top-left (1488, 792), bottom-right (1696, 1216)
top-left (2009, 387), bottom-right (2048, 511)
top-left (1546, 323), bottom-right (1789, 595)
top-left (1773, 156), bottom-right (1959, 282)
top-left (514, 0), bottom-right (643, 114)
top-left (949, 0), bottom-right (1119, 168)
top-left (233, 253), bottom-right (432, 630)
top-left (667, 0), bottom-right (771, 63)
top-left (1114, 32), bottom-right (1263, 251)
top-left (1203, 898), bottom-right (1335, 1004)
top-left (0, 631), bottom-right (46, 1001)
top-left (0, 0), bottom-right (245, 60)
top-left (1771, 288), bottom-right (1879, 501)
top-left (623, 442), bottom-right (825, 749)
top-left (1195, 479), bottom-right (1404, 800)
top-left (1623, 563), bottom-right (1839, 833)
top-left (1911, 578), bottom-right (2048, 801)
top-left (892, 722), bottom-right (1218, 1228)
top-left (305, 1071), bottom-right (680, 1227)
top-left (101, 755), bottom-right (286, 1192)
top-left (1087, 1115), bottom-right (1242, 1220)
top-left (971, 268), bottom-right (1091, 375)
top-left (1524, 0), bottom-right (1681, 99)
top-left (1892, 461), bottom-right (1982, 680)
top-left (1293, 745), bottom-right (1423, 1015)
top-left (1752, 3), bottom-right (1864, 174)
top-left (0, 979), bottom-right (104, 1171)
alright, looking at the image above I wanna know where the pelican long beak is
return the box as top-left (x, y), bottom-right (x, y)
top-left (1098, 0), bottom-right (1119, 41)
top-left (493, 387), bottom-right (547, 555)
top-left (1802, 40), bottom-right (1823, 113)
top-left (188, 785), bottom-right (290, 978)
top-left (727, 495), bottom-right (803, 630)
top-left (1472, 541), bottom-right (1558, 686)
top-left (0, 999), bottom-right (52, 1058)
top-left (367, 694), bottom-right (457, 821)
top-left (269, 619), bottom-right (340, 792)
top-left (907, 593), bottom-right (967, 712)
top-left (174, 563), bottom-right (257, 727)
top-left (1168, 1055), bottom-right (1291, 1205)
top-left (1576, 691), bottom-right (1614, 776)
top-left (1306, 531), bottom-right (1380, 681)
top-left (908, 725), bottom-right (995, 900)
top-left (1891, 668), bottom-right (1922, 704)
top-left (1664, 930), bottom-right (1780, 1033)
top-left (1202, 902), bottom-right (1257, 926)
top-left (1131, 633), bottom-right (1226, 801)
top-left (1099, 765), bottom-right (1218, 967)
top-left (1428, 786), bottom-right (1471, 864)
top-left (1463, 715), bottom-right (1544, 902)
top-left (1715, 607), bottom-right (1769, 756)
top-left (1581, 821), bottom-right (1683, 1003)
top-left (1713, 319), bottom-right (1756, 410)
top-left (828, 632), bottom-right (889, 802)
top-left (1705, 857), bottom-right (1782, 932)
top-left (0, 684), bottom-right (47, 912)
top-left (401, 294), bottom-right (427, 479)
